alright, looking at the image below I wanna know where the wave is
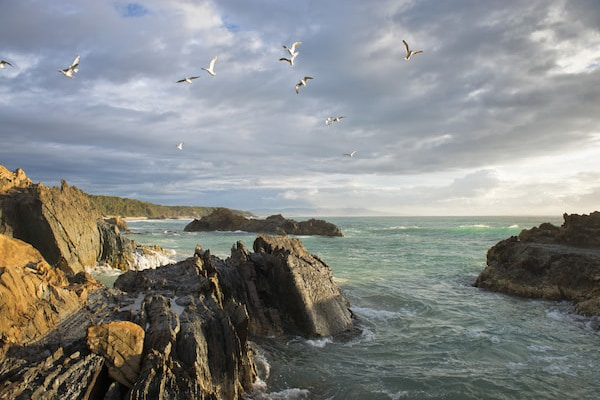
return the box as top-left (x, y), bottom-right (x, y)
top-left (304, 337), bottom-right (333, 348)
top-left (458, 224), bottom-right (491, 229)
top-left (131, 247), bottom-right (176, 271)
top-left (351, 306), bottom-right (405, 321)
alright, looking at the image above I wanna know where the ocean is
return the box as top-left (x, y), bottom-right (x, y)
top-left (110, 216), bottom-right (600, 399)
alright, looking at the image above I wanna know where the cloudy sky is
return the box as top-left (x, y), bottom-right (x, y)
top-left (1, 0), bottom-right (599, 216)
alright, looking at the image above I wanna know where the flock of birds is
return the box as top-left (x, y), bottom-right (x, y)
top-left (1, 39), bottom-right (423, 158)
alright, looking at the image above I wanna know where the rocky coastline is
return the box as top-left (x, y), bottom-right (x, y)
top-left (184, 208), bottom-right (344, 237)
top-left (474, 212), bottom-right (600, 317)
top-left (0, 166), bottom-right (355, 399)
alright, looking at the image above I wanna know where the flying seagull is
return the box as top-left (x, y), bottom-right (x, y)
top-left (283, 41), bottom-right (301, 57)
top-left (176, 76), bottom-right (199, 84)
top-left (295, 76), bottom-right (313, 94)
top-left (59, 54), bottom-right (80, 78)
top-left (176, 141), bottom-right (184, 150)
top-left (344, 150), bottom-right (357, 158)
top-left (0, 60), bottom-right (12, 68)
top-left (402, 40), bottom-right (423, 60)
top-left (325, 116), bottom-right (346, 126)
top-left (279, 51), bottom-right (298, 66)
top-left (202, 56), bottom-right (218, 76)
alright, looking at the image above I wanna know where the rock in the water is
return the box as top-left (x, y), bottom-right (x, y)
top-left (0, 234), bottom-right (95, 352)
top-left (86, 321), bottom-right (145, 388)
top-left (474, 212), bottom-right (600, 316)
top-left (217, 234), bottom-right (355, 337)
top-left (184, 208), bottom-right (343, 237)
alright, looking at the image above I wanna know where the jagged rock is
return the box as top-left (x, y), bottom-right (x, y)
top-left (98, 219), bottom-right (137, 270)
top-left (0, 166), bottom-right (32, 193)
top-left (184, 208), bottom-right (343, 237)
top-left (474, 212), bottom-right (600, 316)
top-left (0, 176), bottom-right (101, 275)
top-left (217, 234), bottom-right (355, 337)
top-left (114, 256), bottom-right (256, 399)
top-left (86, 321), bottom-right (145, 388)
top-left (0, 346), bottom-right (107, 400)
top-left (104, 216), bottom-right (130, 232)
top-left (0, 234), bottom-right (96, 352)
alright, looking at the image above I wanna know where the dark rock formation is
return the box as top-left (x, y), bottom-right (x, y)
top-left (184, 208), bottom-right (343, 237)
top-left (0, 234), bottom-right (354, 399)
top-left (217, 234), bottom-right (355, 337)
top-left (474, 212), bottom-right (600, 316)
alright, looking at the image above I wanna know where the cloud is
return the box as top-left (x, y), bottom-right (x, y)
top-left (0, 0), bottom-right (599, 215)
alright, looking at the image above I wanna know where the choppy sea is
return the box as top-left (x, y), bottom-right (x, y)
top-left (98, 216), bottom-right (600, 399)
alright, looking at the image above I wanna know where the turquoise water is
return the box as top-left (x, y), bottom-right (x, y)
top-left (124, 216), bottom-right (600, 400)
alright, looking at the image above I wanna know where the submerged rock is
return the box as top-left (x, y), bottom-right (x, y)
top-left (184, 208), bottom-right (344, 237)
top-left (474, 212), bottom-right (600, 316)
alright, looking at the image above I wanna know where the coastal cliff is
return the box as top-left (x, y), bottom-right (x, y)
top-left (474, 212), bottom-right (600, 316)
top-left (0, 165), bottom-right (168, 273)
top-left (184, 208), bottom-right (344, 237)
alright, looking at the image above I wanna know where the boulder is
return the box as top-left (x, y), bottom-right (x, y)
top-left (185, 208), bottom-right (343, 237)
top-left (86, 321), bottom-right (145, 388)
top-left (474, 213), bottom-right (600, 316)
top-left (0, 234), bottom-right (95, 352)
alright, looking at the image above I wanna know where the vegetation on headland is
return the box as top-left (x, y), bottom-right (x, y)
top-left (88, 195), bottom-right (254, 219)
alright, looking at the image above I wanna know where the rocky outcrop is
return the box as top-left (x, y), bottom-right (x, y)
top-left (474, 212), bottom-right (600, 316)
top-left (0, 165), bottom-right (169, 274)
top-left (184, 208), bottom-right (344, 237)
top-left (0, 178), bottom-right (102, 275)
top-left (217, 234), bottom-right (355, 337)
top-left (0, 166), bottom-right (32, 192)
top-left (0, 234), bottom-right (354, 399)
top-left (0, 234), bottom-right (98, 354)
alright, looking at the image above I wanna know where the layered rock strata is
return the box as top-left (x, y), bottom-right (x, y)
top-left (0, 234), bottom-right (99, 355)
top-left (0, 165), bottom-right (168, 273)
top-left (474, 212), bottom-right (600, 316)
top-left (0, 234), bottom-right (353, 399)
top-left (184, 208), bottom-right (344, 237)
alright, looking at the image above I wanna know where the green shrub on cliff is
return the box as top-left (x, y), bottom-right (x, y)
top-left (89, 195), bottom-right (252, 219)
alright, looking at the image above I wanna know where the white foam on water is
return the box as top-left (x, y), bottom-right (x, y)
top-left (304, 337), bottom-right (333, 348)
top-left (87, 263), bottom-right (123, 277)
top-left (506, 362), bottom-right (527, 375)
top-left (351, 306), bottom-right (403, 321)
top-left (131, 247), bottom-right (175, 270)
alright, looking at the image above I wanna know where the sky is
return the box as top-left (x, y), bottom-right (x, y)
top-left (1, 0), bottom-right (599, 216)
